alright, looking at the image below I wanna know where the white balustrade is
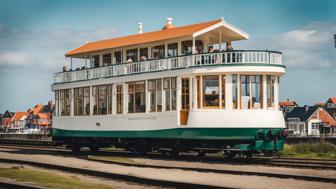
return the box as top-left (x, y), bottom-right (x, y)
top-left (54, 51), bottom-right (283, 83)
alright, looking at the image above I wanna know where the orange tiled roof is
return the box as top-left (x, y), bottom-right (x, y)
top-left (329, 97), bottom-right (336, 104)
top-left (319, 109), bottom-right (336, 127)
top-left (30, 104), bottom-right (44, 115)
top-left (315, 102), bottom-right (325, 107)
top-left (66, 19), bottom-right (221, 56)
top-left (279, 101), bottom-right (297, 107)
top-left (37, 113), bottom-right (47, 119)
top-left (12, 112), bottom-right (28, 121)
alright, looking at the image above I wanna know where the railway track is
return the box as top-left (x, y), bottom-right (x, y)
top-left (86, 155), bottom-right (336, 184)
top-left (0, 144), bottom-right (335, 188)
top-left (0, 157), bottom-right (234, 189)
top-left (1, 143), bottom-right (336, 171)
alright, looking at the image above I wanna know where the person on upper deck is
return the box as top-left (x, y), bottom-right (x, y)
top-left (208, 46), bottom-right (214, 53)
top-left (140, 56), bottom-right (147, 61)
top-left (127, 58), bottom-right (133, 63)
top-left (226, 42), bottom-right (234, 51)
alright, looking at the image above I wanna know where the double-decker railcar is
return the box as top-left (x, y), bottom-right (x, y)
top-left (52, 18), bottom-right (286, 156)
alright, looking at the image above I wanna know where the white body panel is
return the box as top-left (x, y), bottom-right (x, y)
top-left (53, 110), bottom-right (285, 131)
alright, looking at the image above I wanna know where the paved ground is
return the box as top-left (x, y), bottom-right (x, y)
top-left (0, 147), bottom-right (335, 189)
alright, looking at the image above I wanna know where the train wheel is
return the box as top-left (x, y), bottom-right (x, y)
top-left (169, 149), bottom-right (180, 157)
top-left (224, 151), bottom-right (237, 160)
top-left (89, 146), bottom-right (100, 153)
top-left (70, 145), bottom-right (81, 153)
top-left (197, 150), bottom-right (206, 158)
top-left (135, 146), bottom-right (148, 156)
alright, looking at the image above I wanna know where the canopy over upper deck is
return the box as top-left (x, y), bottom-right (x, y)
top-left (65, 18), bottom-right (249, 58)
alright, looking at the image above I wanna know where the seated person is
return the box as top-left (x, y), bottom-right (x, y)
top-left (140, 56), bottom-right (147, 61)
top-left (127, 58), bottom-right (133, 63)
top-left (226, 42), bottom-right (234, 51)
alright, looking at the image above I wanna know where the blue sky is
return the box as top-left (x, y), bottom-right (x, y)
top-left (0, 0), bottom-right (335, 112)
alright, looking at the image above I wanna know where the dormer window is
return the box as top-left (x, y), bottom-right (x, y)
top-left (93, 55), bottom-right (100, 68)
top-left (103, 53), bottom-right (112, 66)
top-left (126, 49), bottom-right (138, 62)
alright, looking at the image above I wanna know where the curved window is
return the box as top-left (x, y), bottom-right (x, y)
top-left (267, 76), bottom-right (275, 108)
top-left (202, 75), bottom-right (219, 108)
top-left (240, 75), bottom-right (263, 109)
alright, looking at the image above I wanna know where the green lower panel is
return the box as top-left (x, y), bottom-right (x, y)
top-left (53, 127), bottom-right (282, 140)
top-left (236, 139), bottom-right (285, 151)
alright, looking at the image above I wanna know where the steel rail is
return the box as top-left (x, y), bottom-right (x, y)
top-left (87, 156), bottom-right (336, 184)
top-left (0, 158), bottom-right (236, 189)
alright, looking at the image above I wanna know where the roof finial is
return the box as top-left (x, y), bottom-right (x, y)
top-left (220, 17), bottom-right (225, 22)
top-left (138, 22), bottom-right (143, 34)
top-left (162, 17), bottom-right (175, 30)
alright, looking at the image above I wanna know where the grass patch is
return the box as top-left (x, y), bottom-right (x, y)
top-left (0, 166), bottom-right (115, 189)
top-left (280, 141), bottom-right (336, 160)
top-left (89, 156), bottom-right (136, 164)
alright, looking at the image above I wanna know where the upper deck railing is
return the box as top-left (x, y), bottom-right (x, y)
top-left (54, 50), bottom-right (283, 84)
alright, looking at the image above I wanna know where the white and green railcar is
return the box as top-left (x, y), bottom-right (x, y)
top-left (52, 18), bottom-right (286, 155)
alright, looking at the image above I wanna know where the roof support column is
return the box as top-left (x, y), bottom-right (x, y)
top-left (192, 37), bottom-right (196, 54)
top-left (177, 41), bottom-right (182, 55)
top-left (191, 37), bottom-right (196, 66)
top-left (219, 28), bottom-right (222, 50)
top-left (70, 58), bottom-right (73, 70)
top-left (164, 43), bottom-right (168, 57)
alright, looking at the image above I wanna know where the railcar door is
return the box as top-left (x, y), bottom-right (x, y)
top-left (180, 78), bottom-right (190, 125)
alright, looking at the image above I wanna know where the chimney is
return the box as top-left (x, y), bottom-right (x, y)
top-left (304, 105), bottom-right (309, 112)
top-left (162, 17), bottom-right (175, 30)
top-left (138, 22), bottom-right (143, 34)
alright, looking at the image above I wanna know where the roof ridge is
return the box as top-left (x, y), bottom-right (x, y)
top-left (65, 19), bottom-right (224, 56)
top-left (86, 19), bottom-right (221, 45)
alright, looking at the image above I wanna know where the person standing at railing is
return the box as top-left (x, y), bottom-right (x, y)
top-left (225, 42), bottom-right (235, 63)
top-left (207, 46), bottom-right (214, 64)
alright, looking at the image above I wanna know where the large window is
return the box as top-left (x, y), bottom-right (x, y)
top-left (103, 53), bottom-right (112, 66)
top-left (116, 85), bottom-right (123, 114)
top-left (196, 76), bottom-right (201, 109)
top-left (171, 77), bottom-right (177, 110)
top-left (151, 45), bottom-right (165, 59)
top-left (232, 75), bottom-right (238, 109)
top-left (114, 51), bottom-right (122, 64)
top-left (140, 48), bottom-right (148, 60)
top-left (163, 78), bottom-right (172, 111)
top-left (240, 75), bottom-right (263, 109)
top-left (128, 82), bottom-right (146, 113)
top-left (93, 55), bottom-right (99, 67)
top-left (93, 85), bottom-right (108, 115)
top-left (59, 89), bottom-right (71, 116)
top-left (240, 75), bottom-right (250, 109)
top-left (267, 76), bottom-right (275, 108)
top-left (74, 87), bottom-right (90, 116)
top-left (221, 75), bottom-right (226, 108)
top-left (202, 75), bottom-right (219, 108)
top-left (181, 78), bottom-right (190, 110)
top-left (251, 76), bottom-right (262, 109)
top-left (181, 40), bottom-right (203, 54)
top-left (126, 49), bottom-right (138, 62)
top-left (167, 43), bottom-right (178, 57)
top-left (149, 79), bottom-right (162, 112)
top-left (108, 85), bottom-right (113, 114)
top-left (55, 91), bottom-right (59, 116)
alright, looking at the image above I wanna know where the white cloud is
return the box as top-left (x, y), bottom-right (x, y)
top-left (0, 24), bottom-right (119, 71)
top-left (236, 21), bottom-right (336, 69)
top-left (0, 51), bottom-right (30, 66)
